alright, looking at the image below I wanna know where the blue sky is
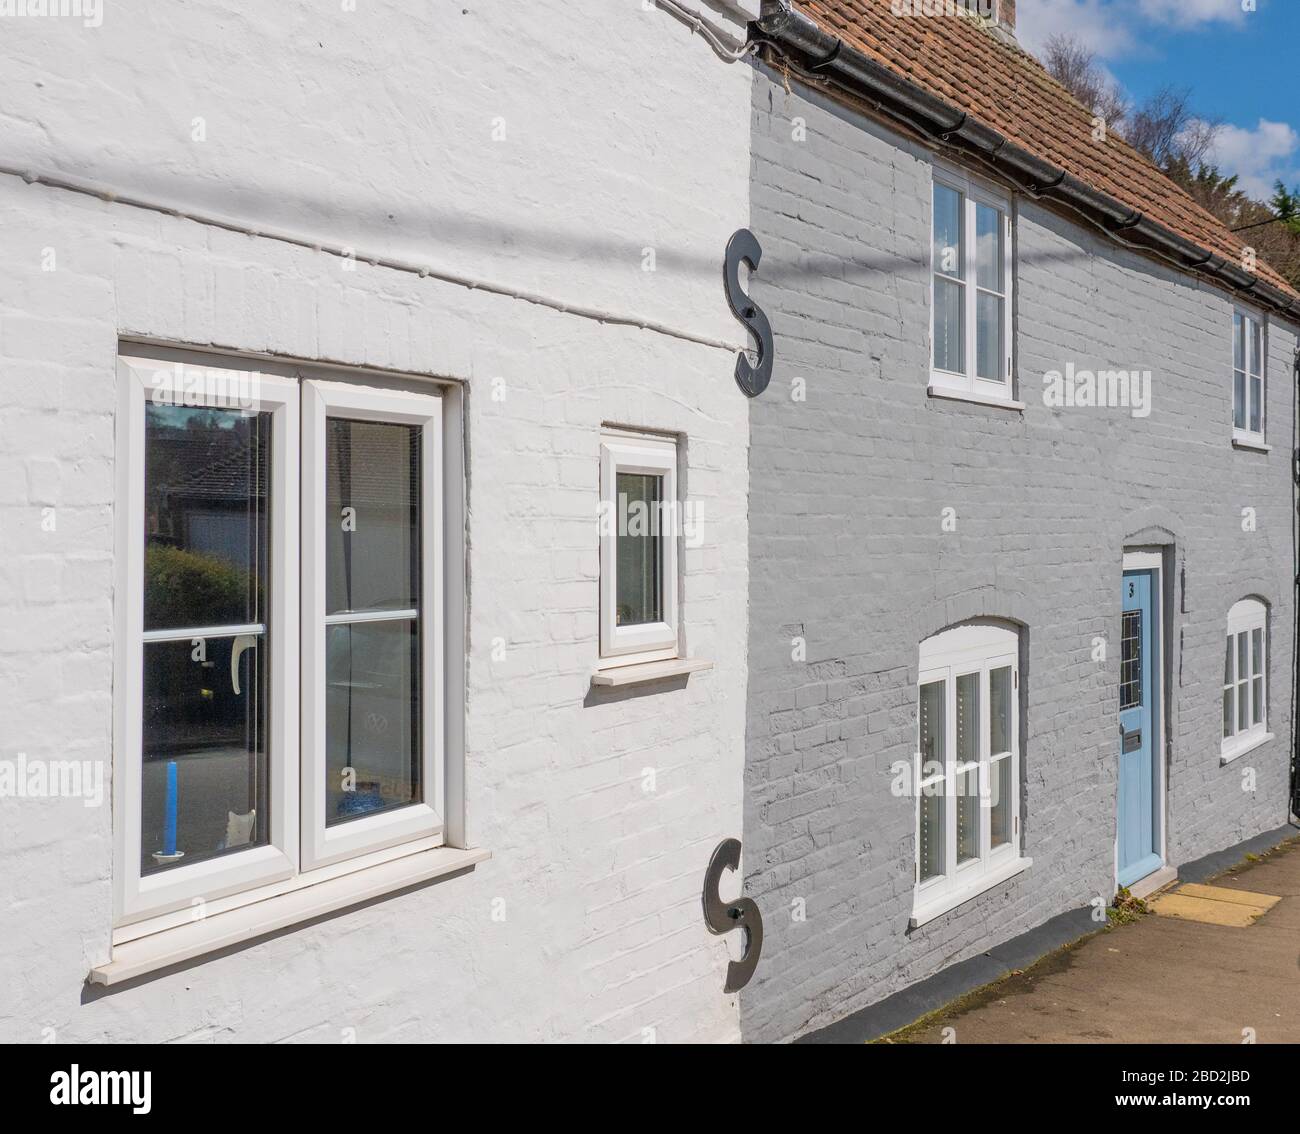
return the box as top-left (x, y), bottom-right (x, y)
top-left (1016, 0), bottom-right (1298, 202)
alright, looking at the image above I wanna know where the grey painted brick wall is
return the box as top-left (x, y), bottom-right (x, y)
top-left (742, 65), bottom-right (1298, 1044)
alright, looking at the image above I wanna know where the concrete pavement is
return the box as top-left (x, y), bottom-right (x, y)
top-left (885, 834), bottom-right (1300, 1044)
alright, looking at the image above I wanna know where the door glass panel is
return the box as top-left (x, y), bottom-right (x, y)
top-left (990, 754), bottom-right (1011, 849)
top-left (326, 419), bottom-right (421, 616)
top-left (141, 634), bottom-right (268, 874)
top-left (1120, 609), bottom-right (1141, 710)
top-left (144, 405), bottom-right (268, 630)
top-left (615, 472), bottom-right (664, 627)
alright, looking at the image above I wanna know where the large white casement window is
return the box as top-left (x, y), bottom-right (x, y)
top-left (931, 169), bottom-right (1014, 402)
top-left (914, 622), bottom-right (1030, 927)
top-left (1232, 310), bottom-right (1266, 444)
top-left (598, 429), bottom-right (679, 667)
top-left (114, 353), bottom-right (460, 929)
top-left (1222, 598), bottom-right (1269, 761)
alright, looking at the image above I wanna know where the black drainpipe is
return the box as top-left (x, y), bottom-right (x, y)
top-left (1293, 347), bottom-right (1300, 820)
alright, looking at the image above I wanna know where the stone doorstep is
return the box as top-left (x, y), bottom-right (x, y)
top-left (1148, 882), bottom-right (1282, 927)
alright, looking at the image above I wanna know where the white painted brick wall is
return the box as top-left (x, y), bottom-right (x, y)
top-left (0, 0), bottom-right (752, 1043)
top-left (744, 67), bottom-right (1299, 1044)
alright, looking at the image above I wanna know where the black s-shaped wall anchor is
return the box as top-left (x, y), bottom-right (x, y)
top-left (702, 837), bottom-right (763, 993)
top-left (724, 229), bottom-right (774, 398)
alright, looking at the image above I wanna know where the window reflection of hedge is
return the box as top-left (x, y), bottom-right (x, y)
top-left (145, 544), bottom-right (255, 628)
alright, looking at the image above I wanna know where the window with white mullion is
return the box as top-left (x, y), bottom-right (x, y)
top-left (301, 381), bottom-right (444, 871)
top-left (1223, 599), bottom-right (1267, 754)
top-left (915, 625), bottom-right (1022, 914)
top-left (932, 172), bottom-right (1012, 396)
top-left (1233, 310), bottom-right (1265, 439)
top-left (116, 357), bottom-right (300, 924)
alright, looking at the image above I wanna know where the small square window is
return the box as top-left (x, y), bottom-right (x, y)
top-left (599, 430), bottom-right (679, 667)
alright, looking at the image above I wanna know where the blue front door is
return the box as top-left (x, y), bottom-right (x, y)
top-left (1118, 570), bottom-right (1162, 887)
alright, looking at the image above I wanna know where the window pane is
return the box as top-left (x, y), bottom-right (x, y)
top-left (976, 292), bottom-right (1004, 381)
top-left (933, 183), bottom-right (963, 279)
top-left (1252, 676), bottom-right (1263, 727)
top-left (918, 679), bottom-right (945, 883)
top-left (141, 634), bottom-right (268, 874)
top-left (1250, 376), bottom-right (1262, 433)
top-left (326, 419), bottom-right (421, 616)
top-left (326, 619), bottom-right (420, 826)
top-left (1233, 313), bottom-right (1244, 371)
top-left (989, 666), bottom-right (1011, 755)
top-left (1237, 684), bottom-right (1248, 731)
top-left (919, 788), bottom-right (944, 882)
top-left (615, 472), bottom-right (664, 627)
top-left (919, 679), bottom-right (946, 771)
top-left (1223, 687), bottom-right (1233, 738)
top-left (957, 766), bottom-right (979, 864)
top-left (1120, 610), bottom-right (1141, 710)
top-left (1250, 320), bottom-right (1262, 377)
top-left (956, 673), bottom-right (978, 765)
top-left (1224, 635), bottom-right (1234, 685)
top-left (144, 405), bottom-right (268, 630)
top-left (1233, 371), bottom-right (1246, 429)
top-left (975, 204), bottom-right (1003, 291)
top-left (933, 277), bottom-right (964, 373)
top-left (1237, 632), bottom-right (1248, 686)
top-left (1251, 627), bottom-right (1262, 679)
top-left (990, 755), bottom-right (1011, 849)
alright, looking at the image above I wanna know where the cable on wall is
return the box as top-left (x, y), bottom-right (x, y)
top-left (0, 163), bottom-right (746, 355)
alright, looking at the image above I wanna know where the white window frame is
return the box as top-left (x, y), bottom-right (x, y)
top-left (300, 380), bottom-right (444, 870)
top-left (929, 167), bottom-right (1014, 402)
top-left (113, 351), bottom-right (461, 932)
top-left (114, 356), bottom-right (301, 923)
top-left (1232, 309), bottom-right (1266, 445)
top-left (1222, 598), bottom-right (1269, 762)
top-left (912, 622), bottom-right (1030, 928)
top-left (598, 429), bottom-right (679, 667)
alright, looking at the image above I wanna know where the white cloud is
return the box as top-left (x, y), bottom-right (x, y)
top-left (1018, 0), bottom-right (1249, 56)
top-left (1136, 0), bottom-right (1248, 29)
top-left (1207, 118), bottom-right (1300, 200)
top-left (1016, 0), bottom-right (1136, 55)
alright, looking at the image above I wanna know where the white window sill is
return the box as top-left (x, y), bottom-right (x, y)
top-left (927, 383), bottom-right (1025, 413)
top-left (910, 855), bottom-right (1032, 929)
top-left (591, 657), bottom-right (713, 687)
top-left (90, 845), bottom-right (490, 986)
top-left (1231, 435), bottom-right (1271, 453)
top-left (1220, 731), bottom-right (1273, 765)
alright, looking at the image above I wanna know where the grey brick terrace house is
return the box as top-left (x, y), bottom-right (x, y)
top-left (738, 0), bottom-right (1300, 1042)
